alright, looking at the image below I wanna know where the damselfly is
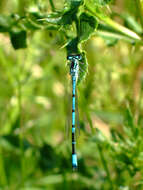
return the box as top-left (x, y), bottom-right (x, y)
top-left (67, 54), bottom-right (83, 170)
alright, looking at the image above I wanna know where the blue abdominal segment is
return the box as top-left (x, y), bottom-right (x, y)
top-left (72, 154), bottom-right (78, 168)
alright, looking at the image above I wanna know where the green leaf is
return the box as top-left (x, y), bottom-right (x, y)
top-left (97, 24), bottom-right (136, 44)
top-left (98, 32), bottom-right (118, 46)
top-left (9, 29), bottom-right (27, 49)
top-left (66, 37), bottom-right (79, 55)
top-left (60, 9), bottom-right (78, 26)
top-left (37, 1), bottom-right (82, 26)
top-left (87, 0), bottom-right (112, 6)
top-left (29, 11), bottom-right (59, 23)
top-left (61, 0), bottom-right (83, 25)
top-left (78, 13), bottom-right (98, 42)
top-left (20, 18), bottom-right (44, 30)
top-left (123, 105), bottom-right (139, 139)
top-left (66, 0), bottom-right (84, 8)
top-left (96, 0), bottom-right (112, 5)
top-left (27, 12), bottom-right (61, 30)
top-left (61, 10), bottom-right (77, 25)
top-left (121, 14), bottom-right (143, 34)
top-left (86, 4), bottom-right (142, 42)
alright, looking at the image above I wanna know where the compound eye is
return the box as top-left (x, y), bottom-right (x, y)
top-left (76, 55), bottom-right (82, 60)
top-left (67, 54), bottom-right (82, 61)
top-left (67, 55), bottom-right (72, 60)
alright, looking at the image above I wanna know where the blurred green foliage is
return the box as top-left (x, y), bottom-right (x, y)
top-left (0, 0), bottom-right (143, 189)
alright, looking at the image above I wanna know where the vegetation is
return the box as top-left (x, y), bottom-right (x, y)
top-left (0, 0), bottom-right (143, 189)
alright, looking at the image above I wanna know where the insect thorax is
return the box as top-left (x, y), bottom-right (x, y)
top-left (70, 60), bottom-right (79, 79)
top-left (67, 54), bottom-right (82, 80)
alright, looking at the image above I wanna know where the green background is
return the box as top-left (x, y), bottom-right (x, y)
top-left (0, 0), bottom-right (143, 189)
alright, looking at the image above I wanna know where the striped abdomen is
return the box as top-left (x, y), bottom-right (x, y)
top-left (72, 75), bottom-right (77, 169)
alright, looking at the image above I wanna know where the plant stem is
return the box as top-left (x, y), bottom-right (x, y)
top-left (16, 54), bottom-right (25, 186)
top-left (135, 0), bottom-right (143, 28)
top-left (96, 30), bottom-right (134, 43)
top-left (97, 143), bottom-right (113, 188)
top-left (0, 148), bottom-right (8, 187)
top-left (17, 77), bottom-right (24, 181)
top-left (86, 4), bottom-right (142, 42)
top-left (49, 0), bottom-right (55, 11)
top-left (86, 111), bottom-right (95, 134)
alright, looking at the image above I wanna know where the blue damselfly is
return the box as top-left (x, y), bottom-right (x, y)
top-left (67, 54), bottom-right (83, 170)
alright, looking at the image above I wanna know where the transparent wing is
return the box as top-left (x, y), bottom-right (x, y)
top-left (64, 74), bottom-right (72, 139)
top-left (64, 78), bottom-right (81, 140)
top-left (78, 52), bottom-right (88, 84)
top-left (75, 89), bottom-right (80, 137)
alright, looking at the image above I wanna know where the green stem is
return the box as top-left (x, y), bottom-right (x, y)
top-left (96, 30), bottom-right (134, 43)
top-left (17, 78), bottom-right (24, 179)
top-left (86, 111), bottom-right (95, 134)
top-left (97, 143), bottom-right (113, 188)
top-left (16, 54), bottom-right (25, 186)
top-left (0, 148), bottom-right (8, 187)
top-left (49, 0), bottom-right (55, 11)
top-left (18, 0), bottom-right (27, 15)
top-left (86, 4), bottom-right (142, 42)
top-left (135, 0), bottom-right (143, 28)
